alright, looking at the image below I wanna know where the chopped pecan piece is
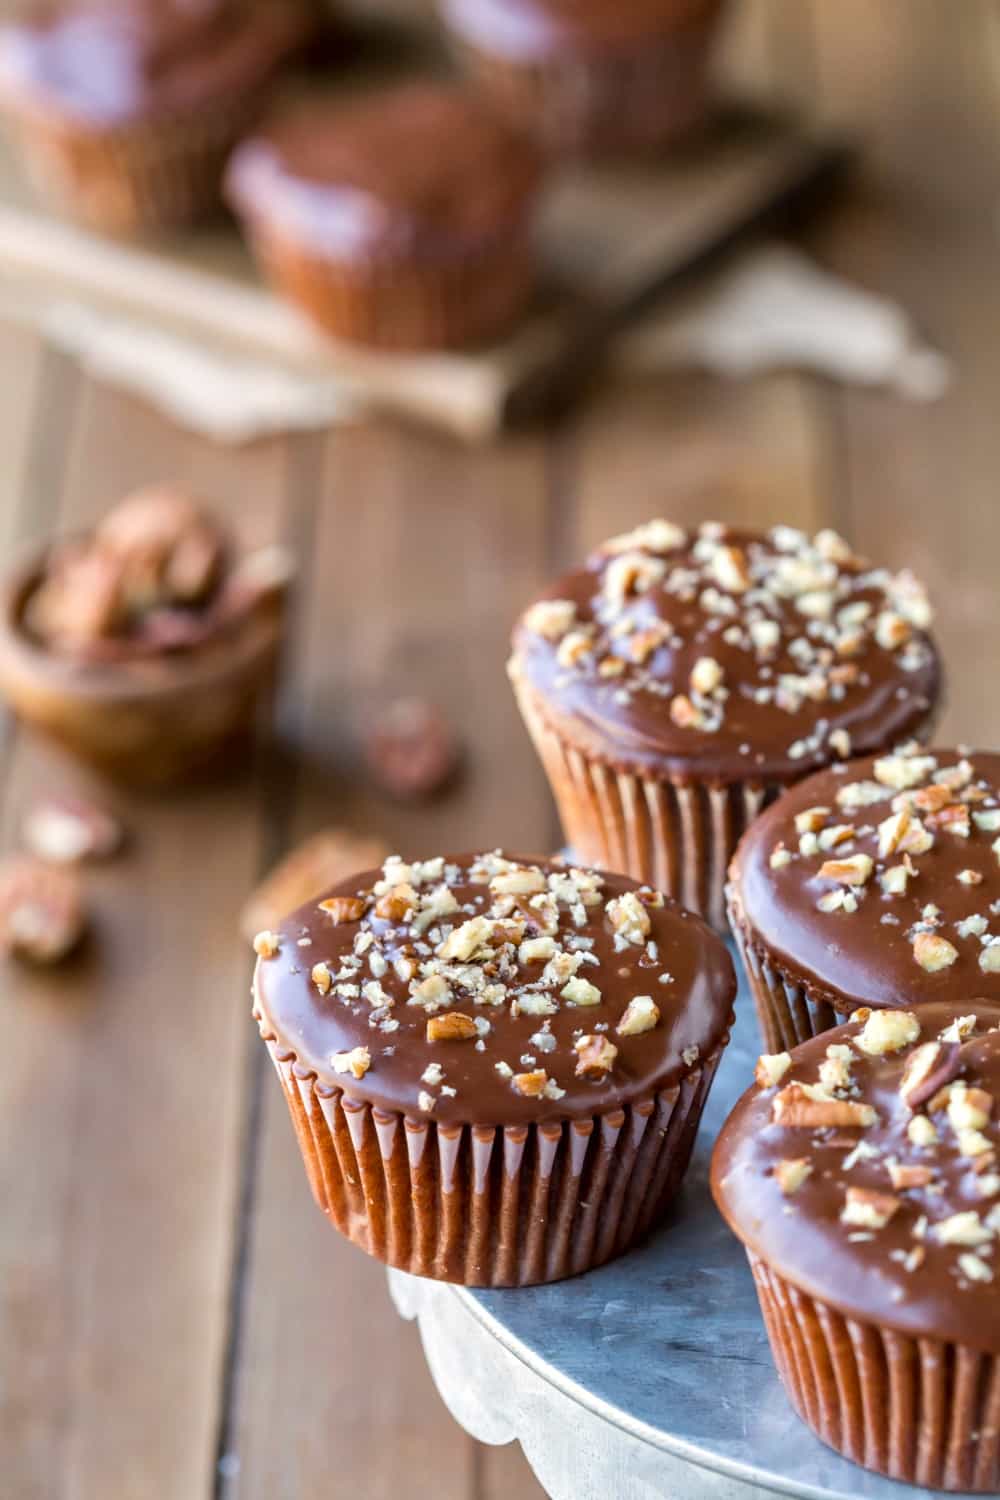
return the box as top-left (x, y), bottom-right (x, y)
top-left (669, 694), bottom-right (704, 730)
top-left (841, 1186), bottom-right (900, 1229)
top-left (426, 1012), bottom-right (478, 1042)
top-left (574, 1035), bottom-right (619, 1078)
top-left (772, 1083), bottom-right (877, 1129)
top-left (913, 932), bottom-right (959, 972)
top-left (887, 1161), bottom-right (936, 1189)
top-left (617, 995), bottom-right (660, 1036)
top-left (795, 806), bottom-right (831, 835)
top-left (364, 698), bottom-right (459, 802)
top-left (819, 854), bottom-right (874, 886)
top-left (523, 599), bottom-right (576, 641)
top-left (854, 1009), bottom-right (920, 1057)
top-left (0, 857), bottom-right (85, 963)
top-left (562, 976), bottom-right (601, 1006)
top-left (512, 1069), bottom-right (550, 1097)
top-left (900, 1041), bottom-right (962, 1109)
top-left (319, 895), bottom-right (368, 925)
top-left (710, 544), bottom-right (750, 593)
top-left (774, 1158), bottom-right (812, 1195)
top-left (690, 657), bottom-right (724, 695)
top-left (755, 1052), bottom-right (792, 1089)
top-left (374, 884), bottom-right (416, 922)
top-left (22, 796), bottom-right (123, 864)
top-left (331, 1046), bottom-right (371, 1080)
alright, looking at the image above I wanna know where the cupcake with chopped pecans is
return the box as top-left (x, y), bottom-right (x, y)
top-left (251, 849), bottom-right (735, 1286)
top-left (508, 520), bottom-right (940, 930)
top-left (712, 1003), bottom-right (1000, 1491)
top-left (728, 744), bottom-right (1000, 1051)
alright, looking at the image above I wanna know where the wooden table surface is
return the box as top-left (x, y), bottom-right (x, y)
top-left (2, 3), bottom-right (998, 1497)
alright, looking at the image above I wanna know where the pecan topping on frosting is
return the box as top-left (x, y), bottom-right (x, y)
top-left (252, 850), bottom-right (736, 1121)
top-left (717, 1006), bottom-right (1000, 1320)
top-left (513, 520), bottom-right (937, 777)
top-left (749, 747), bottom-right (1000, 998)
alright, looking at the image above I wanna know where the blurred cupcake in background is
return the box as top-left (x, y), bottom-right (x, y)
top-left (437, 0), bottom-right (726, 157)
top-left (226, 81), bottom-right (544, 350)
top-left (0, 0), bottom-right (318, 236)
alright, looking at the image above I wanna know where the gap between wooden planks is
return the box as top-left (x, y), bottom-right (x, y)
top-left (0, 358), bottom-right (296, 1500)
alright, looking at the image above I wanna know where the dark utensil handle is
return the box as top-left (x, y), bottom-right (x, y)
top-left (503, 139), bottom-right (854, 429)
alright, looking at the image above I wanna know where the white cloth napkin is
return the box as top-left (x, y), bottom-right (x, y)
top-left (12, 242), bottom-right (950, 442)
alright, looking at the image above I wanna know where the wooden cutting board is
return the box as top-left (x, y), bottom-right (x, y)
top-left (0, 18), bottom-right (847, 439)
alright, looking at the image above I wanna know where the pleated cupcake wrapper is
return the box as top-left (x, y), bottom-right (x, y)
top-left (259, 1018), bottom-right (728, 1286)
top-left (726, 887), bottom-right (848, 1051)
top-left (446, 6), bottom-right (722, 155)
top-left (3, 93), bottom-right (267, 235)
top-left (512, 672), bottom-right (779, 930)
top-left (749, 1253), bottom-right (1000, 1492)
top-left (241, 222), bottom-right (535, 351)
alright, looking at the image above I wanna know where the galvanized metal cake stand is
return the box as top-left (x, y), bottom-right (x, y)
top-left (390, 956), bottom-right (975, 1500)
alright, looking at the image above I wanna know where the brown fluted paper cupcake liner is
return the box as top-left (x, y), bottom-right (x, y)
top-left (726, 887), bottom-right (846, 1051)
top-left (242, 224), bottom-right (535, 350)
top-left (512, 671), bottom-right (776, 930)
top-left (3, 94), bottom-right (267, 235)
top-left (257, 1014), bottom-right (728, 1287)
top-left (749, 1253), bottom-right (1000, 1491)
top-left (447, 8), bottom-right (723, 156)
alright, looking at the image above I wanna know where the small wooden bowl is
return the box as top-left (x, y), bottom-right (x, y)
top-left (0, 551), bottom-right (285, 788)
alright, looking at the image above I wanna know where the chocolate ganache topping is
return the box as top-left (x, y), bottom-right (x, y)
top-left (252, 850), bottom-right (735, 1126)
top-left (440, 0), bottom-right (717, 58)
top-left (225, 84), bottom-right (543, 260)
top-left (510, 520), bottom-right (940, 784)
top-left (0, 0), bottom-right (311, 126)
top-left (731, 745), bottom-right (1000, 1014)
top-left (712, 1003), bottom-right (1000, 1351)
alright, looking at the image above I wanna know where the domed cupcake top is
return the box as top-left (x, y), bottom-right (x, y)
top-left (712, 1002), bottom-right (1000, 1351)
top-left (440, 0), bottom-right (716, 57)
top-left (731, 745), bottom-right (1000, 1014)
top-left (225, 83), bottom-right (543, 259)
top-left (252, 849), bottom-right (735, 1125)
top-left (0, 0), bottom-right (311, 125)
top-left (510, 520), bottom-right (939, 783)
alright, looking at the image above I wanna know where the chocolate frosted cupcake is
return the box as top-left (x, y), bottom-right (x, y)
top-left (0, 0), bottom-right (315, 236)
top-left (226, 83), bottom-right (543, 350)
top-left (713, 1003), bottom-right (1000, 1491)
top-left (439, 0), bottom-right (725, 157)
top-left (509, 520), bottom-right (940, 929)
top-left (252, 849), bottom-right (735, 1285)
top-left (729, 744), bottom-right (1000, 1050)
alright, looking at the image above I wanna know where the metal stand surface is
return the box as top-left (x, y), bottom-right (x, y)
top-left (391, 957), bottom-right (970, 1500)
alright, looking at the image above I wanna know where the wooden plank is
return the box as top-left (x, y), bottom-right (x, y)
top-left (0, 365), bottom-right (295, 1500)
top-left (568, 370), bottom-right (837, 561)
top-left (0, 321), bottom-right (51, 550)
top-left (798, 0), bottom-right (1000, 747)
top-left (230, 419), bottom-right (552, 1500)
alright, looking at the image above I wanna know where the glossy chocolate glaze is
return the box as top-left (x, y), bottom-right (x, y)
top-left (0, 0), bottom-right (311, 125)
top-left (440, 0), bottom-right (718, 58)
top-left (510, 521), bottom-right (940, 785)
top-left (732, 747), bottom-right (1000, 1014)
top-left (712, 1003), bottom-right (1000, 1351)
top-left (253, 850), bottom-right (735, 1126)
top-left (225, 84), bottom-right (542, 259)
